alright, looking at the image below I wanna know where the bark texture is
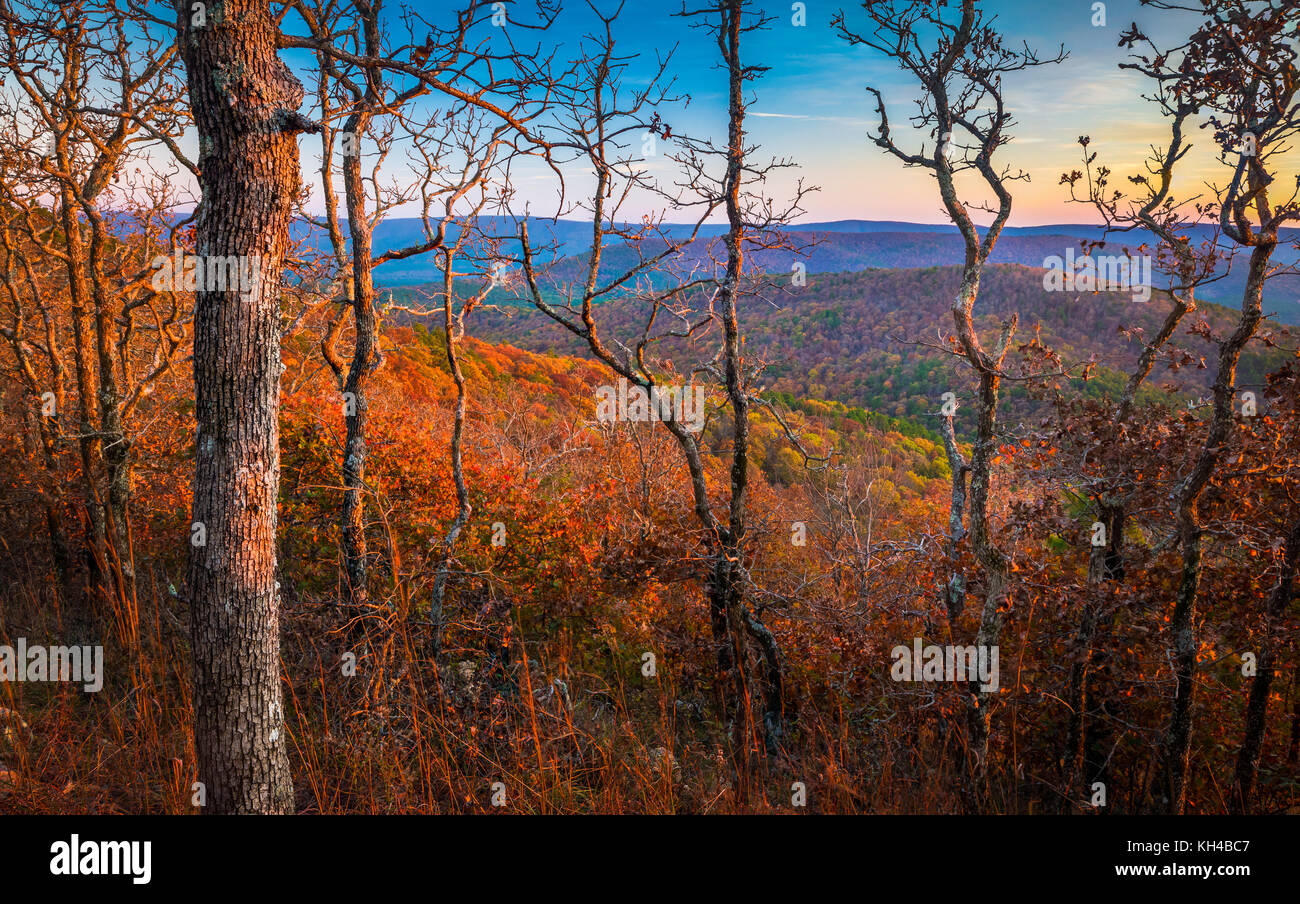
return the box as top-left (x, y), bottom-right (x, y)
top-left (179, 0), bottom-right (313, 814)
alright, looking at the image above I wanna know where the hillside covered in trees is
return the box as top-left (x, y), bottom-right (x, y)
top-left (453, 262), bottom-right (1296, 434)
top-left (0, 0), bottom-right (1297, 844)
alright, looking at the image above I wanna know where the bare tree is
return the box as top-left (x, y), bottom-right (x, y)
top-left (302, 0), bottom-right (430, 607)
top-left (517, 0), bottom-right (809, 770)
top-left (378, 107), bottom-right (517, 654)
top-left (1114, 0), bottom-right (1300, 814)
top-left (0, 0), bottom-right (191, 624)
top-left (835, 0), bottom-right (1064, 789)
top-left (0, 197), bottom-right (75, 599)
top-left (1055, 64), bottom-right (1221, 805)
top-left (289, 0), bottom-right (560, 609)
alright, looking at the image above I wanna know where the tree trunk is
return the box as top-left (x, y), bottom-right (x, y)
top-left (717, 0), bottom-right (782, 758)
top-left (1161, 240), bottom-right (1270, 814)
top-left (938, 414), bottom-right (968, 621)
top-left (57, 184), bottom-right (107, 613)
top-left (965, 356), bottom-right (1012, 777)
top-left (339, 109), bottom-right (376, 607)
top-left (430, 253), bottom-right (472, 657)
top-left (1062, 499), bottom-right (1125, 807)
top-left (84, 205), bottom-right (133, 592)
top-left (1231, 514), bottom-right (1300, 813)
top-left (179, 0), bottom-right (314, 815)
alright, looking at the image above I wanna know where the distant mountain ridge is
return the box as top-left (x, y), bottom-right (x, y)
top-left (301, 216), bottom-right (1300, 325)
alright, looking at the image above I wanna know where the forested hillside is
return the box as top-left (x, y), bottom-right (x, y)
top-left (449, 263), bottom-right (1296, 433)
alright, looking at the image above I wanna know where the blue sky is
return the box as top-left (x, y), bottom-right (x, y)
top-left (280, 0), bottom-right (1249, 226)
top-left (549, 0), bottom-right (1227, 225)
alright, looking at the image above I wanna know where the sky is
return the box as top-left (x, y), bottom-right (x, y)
top-left (170, 0), bottom-right (1271, 229)
top-left (338, 0), bottom-right (1229, 228)
top-left (543, 0), bottom-right (1242, 226)
top-left (724, 0), bottom-right (1204, 225)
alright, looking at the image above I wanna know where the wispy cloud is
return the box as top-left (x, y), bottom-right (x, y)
top-left (751, 111), bottom-right (876, 127)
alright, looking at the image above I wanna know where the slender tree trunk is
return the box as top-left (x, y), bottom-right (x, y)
top-left (717, 0), bottom-right (781, 757)
top-left (1062, 499), bottom-right (1125, 807)
top-left (79, 205), bottom-right (134, 603)
top-left (84, 208), bottom-right (131, 570)
top-left (430, 254), bottom-right (472, 657)
top-left (339, 110), bottom-right (375, 607)
top-left (939, 414), bottom-right (968, 622)
top-left (934, 122), bottom-right (1018, 792)
top-left (179, 0), bottom-right (314, 815)
top-left (1162, 241), bottom-right (1270, 814)
top-left (965, 346), bottom-right (1012, 775)
top-left (1231, 514), bottom-right (1300, 813)
top-left (57, 185), bottom-right (107, 602)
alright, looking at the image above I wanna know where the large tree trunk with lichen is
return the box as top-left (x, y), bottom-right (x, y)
top-left (179, 0), bottom-right (311, 815)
